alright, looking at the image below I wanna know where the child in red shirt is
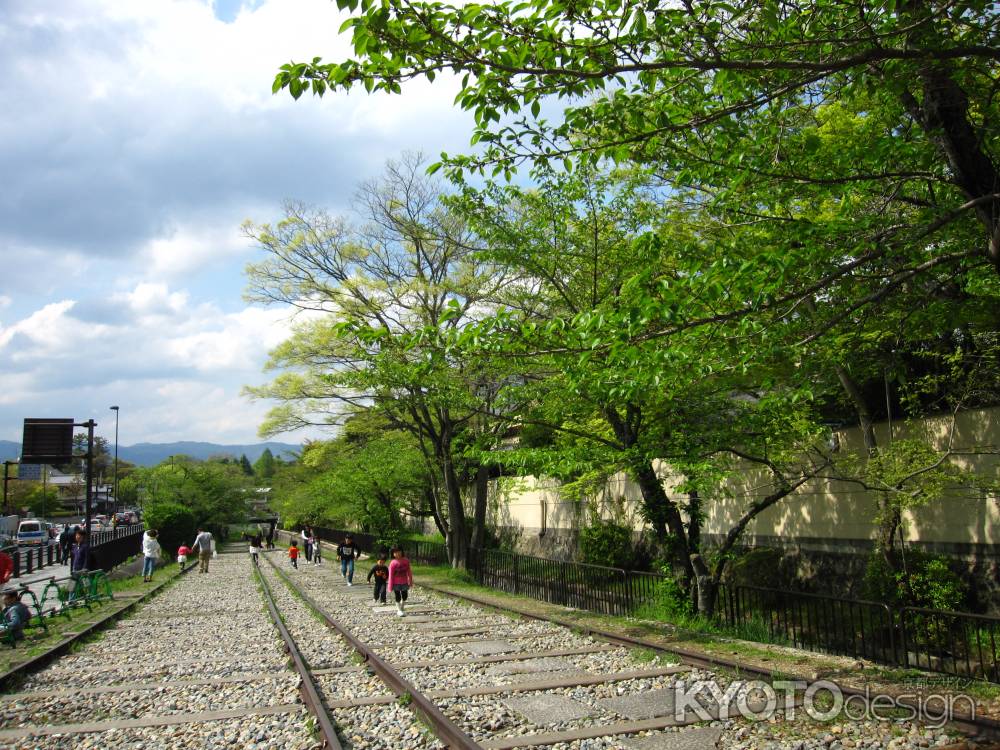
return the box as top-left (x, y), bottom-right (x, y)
top-left (288, 541), bottom-right (300, 569)
top-left (177, 545), bottom-right (191, 569)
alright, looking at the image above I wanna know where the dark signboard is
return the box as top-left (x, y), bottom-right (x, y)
top-left (21, 418), bottom-right (75, 464)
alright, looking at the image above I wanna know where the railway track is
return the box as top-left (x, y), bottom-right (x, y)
top-left (0, 550), bottom-right (317, 749)
top-left (0, 546), bottom-right (986, 750)
top-left (261, 552), bottom-right (975, 750)
top-left (417, 583), bottom-right (1000, 743)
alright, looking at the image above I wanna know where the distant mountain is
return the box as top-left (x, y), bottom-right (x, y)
top-left (0, 440), bottom-right (299, 467)
top-left (0, 441), bottom-right (18, 463)
top-left (120, 441), bottom-right (300, 466)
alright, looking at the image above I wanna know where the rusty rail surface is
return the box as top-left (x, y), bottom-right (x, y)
top-left (254, 558), bottom-right (345, 750)
top-left (262, 553), bottom-right (483, 750)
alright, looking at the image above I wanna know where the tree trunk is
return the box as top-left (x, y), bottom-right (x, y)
top-left (835, 364), bottom-right (901, 570)
top-left (915, 64), bottom-right (1000, 271)
top-left (440, 446), bottom-right (469, 569)
top-left (632, 462), bottom-right (693, 585)
top-left (424, 484), bottom-right (449, 540)
top-left (689, 552), bottom-right (718, 617)
top-left (470, 463), bottom-right (489, 558)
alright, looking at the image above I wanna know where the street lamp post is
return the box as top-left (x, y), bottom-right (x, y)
top-left (2, 461), bottom-right (14, 516)
top-left (110, 406), bottom-right (119, 516)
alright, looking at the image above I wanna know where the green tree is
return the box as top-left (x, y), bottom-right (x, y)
top-left (451, 166), bottom-right (834, 612)
top-left (253, 449), bottom-right (277, 479)
top-left (244, 155), bottom-right (512, 567)
top-left (133, 457), bottom-right (250, 540)
top-left (239, 454), bottom-right (254, 476)
top-left (277, 0), bottom-right (999, 285)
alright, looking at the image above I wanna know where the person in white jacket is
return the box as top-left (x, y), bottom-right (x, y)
top-left (142, 530), bottom-right (162, 582)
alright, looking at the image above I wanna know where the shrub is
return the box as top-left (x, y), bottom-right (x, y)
top-left (143, 501), bottom-right (197, 556)
top-left (862, 549), bottom-right (967, 611)
top-left (722, 547), bottom-right (791, 591)
top-left (578, 519), bottom-right (636, 570)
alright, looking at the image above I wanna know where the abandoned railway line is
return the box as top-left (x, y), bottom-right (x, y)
top-left (0, 547), bottom-right (990, 750)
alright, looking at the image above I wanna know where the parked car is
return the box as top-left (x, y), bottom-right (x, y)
top-left (17, 519), bottom-right (51, 546)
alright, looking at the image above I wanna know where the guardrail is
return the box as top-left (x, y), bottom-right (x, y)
top-left (1, 525), bottom-right (145, 581)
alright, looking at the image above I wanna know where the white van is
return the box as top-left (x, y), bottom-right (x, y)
top-left (17, 519), bottom-right (49, 547)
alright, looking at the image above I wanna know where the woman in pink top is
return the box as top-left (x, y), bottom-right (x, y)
top-left (387, 548), bottom-right (413, 617)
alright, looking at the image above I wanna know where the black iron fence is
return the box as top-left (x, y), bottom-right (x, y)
top-left (306, 526), bottom-right (1000, 683)
top-left (473, 548), bottom-right (633, 615)
top-left (719, 584), bottom-right (898, 663)
top-left (1, 525), bottom-right (146, 580)
top-left (90, 527), bottom-right (145, 572)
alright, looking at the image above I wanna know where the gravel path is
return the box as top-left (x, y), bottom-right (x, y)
top-left (0, 552), bottom-right (317, 750)
top-left (256, 557), bottom-right (445, 749)
top-left (266, 552), bottom-right (970, 750)
top-left (1, 545), bottom-right (972, 750)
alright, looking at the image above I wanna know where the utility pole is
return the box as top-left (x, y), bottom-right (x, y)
top-left (84, 420), bottom-right (95, 536)
top-left (2, 461), bottom-right (14, 516)
top-left (110, 406), bottom-right (119, 516)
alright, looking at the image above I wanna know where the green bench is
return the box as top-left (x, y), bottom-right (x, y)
top-left (3, 571), bottom-right (113, 647)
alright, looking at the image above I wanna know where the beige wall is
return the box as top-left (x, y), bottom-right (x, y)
top-left (490, 407), bottom-right (1000, 547)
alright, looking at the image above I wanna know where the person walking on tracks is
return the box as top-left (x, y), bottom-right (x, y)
top-left (388, 547), bottom-right (413, 617)
top-left (337, 534), bottom-right (360, 586)
top-left (248, 531), bottom-right (262, 565)
top-left (301, 527), bottom-right (313, 563)
top-left (141, 529), bottom-right (161, 582)
top-left (1, 588), bottom-right (30, 643)
top-left (192, 528), bottom-right (214, 574)
top-left (367, 554), bottom-right (389, 605)
top-left (288, 540), bottom-right (300, 569)
top-left (312, 536), bottom-right (322, 566)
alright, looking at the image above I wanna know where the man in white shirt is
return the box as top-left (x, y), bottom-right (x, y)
top-left (192, 528), bottom-right (214, 574)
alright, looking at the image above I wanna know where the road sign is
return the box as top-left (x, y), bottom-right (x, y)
top-left (21, 419), bottom-right (75, 464)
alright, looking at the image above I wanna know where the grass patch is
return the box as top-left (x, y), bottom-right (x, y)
top-left (629, 647), bottom-right (660, 663)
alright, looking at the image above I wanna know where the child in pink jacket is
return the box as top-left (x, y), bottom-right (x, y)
top-left (387, 548), bottom-right (413, 617)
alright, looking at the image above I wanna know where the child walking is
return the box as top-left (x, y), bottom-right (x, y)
top-left (337, 534), bottom-right (360, 586)
top-left (387, 547), bottom-right (413, 617)
top-left (312, 537), bottom-right (322, 566)
top-left (248, 532), bottom-right (262, 565)
top-left (288, 540), bottom-right (300, 569)
top-left (367, 555), bottom-right (389, 604)
top-left (177, 544), bottom-right (190, 569)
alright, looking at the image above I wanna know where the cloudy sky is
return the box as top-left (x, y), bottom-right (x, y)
top-left (0, 0), bottom-right (474, 447)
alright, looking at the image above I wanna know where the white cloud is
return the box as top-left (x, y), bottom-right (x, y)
top-left (138, 220), bottom-right (252, 278)
top-left (0, 0), bottom-right (475, 445)
top-left (0, 283), bottom-right (305, 442)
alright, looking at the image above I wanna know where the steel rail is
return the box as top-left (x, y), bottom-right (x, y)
top-left (419, 582), bottom-right (1000, 742)
top-left (253, 559), bottom-right (344, 750)
top-left (261, 554), bottom-right (483, 750)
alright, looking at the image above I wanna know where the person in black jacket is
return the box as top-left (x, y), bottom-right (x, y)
top-left (58, 526), bottom-right (75, 565)
top-left (336, 535), bottom-right (360, 585)
top-left (367, 555), bottom-right (389, 604)
top-left (70, 529), bottom-right (92, 575)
